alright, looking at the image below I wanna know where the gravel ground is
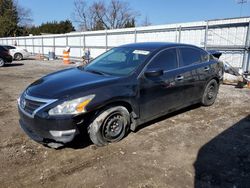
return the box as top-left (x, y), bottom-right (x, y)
top-left (0, 60), bottom-right (249, 188)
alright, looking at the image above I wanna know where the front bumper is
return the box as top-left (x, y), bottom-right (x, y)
top-left (22, 52), bottom-right (30, 59)
top-left (18, 106), bottom-right (79, 145)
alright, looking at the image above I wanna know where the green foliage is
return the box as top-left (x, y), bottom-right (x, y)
top-left (27, 20), bottom-right (76, 35)
top-left (124, 18), bottom-right (135, 28)
top-left (0, 0), bottom-right (19, 37)
top-left (0, 0), bottom-right (75, 36)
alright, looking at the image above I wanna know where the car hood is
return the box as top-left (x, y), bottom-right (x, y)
top-left (26, 67), bottom-right (119, 99)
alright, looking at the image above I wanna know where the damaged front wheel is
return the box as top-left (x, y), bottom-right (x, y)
top-left (88, 106), bottom-right (130, 146)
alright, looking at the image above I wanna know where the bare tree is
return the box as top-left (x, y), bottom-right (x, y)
top-left (72, 0), bottom-right (93, 31)
top-left (90, 1), bottom-right (107, 29)
top-left (72, 0), bottom-right (139, 31)
top-left (13, 0), bottom-right (33, 27)
top-left (99, 0), bottom-right (138, 29)
top-left (17, 5), bottom-right (33, 27)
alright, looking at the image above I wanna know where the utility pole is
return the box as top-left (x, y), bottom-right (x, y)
top-left (237, 0), bottom-right (247, 17)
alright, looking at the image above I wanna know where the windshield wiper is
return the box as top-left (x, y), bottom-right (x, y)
top-left (85, 69), bottom-right (108, 76)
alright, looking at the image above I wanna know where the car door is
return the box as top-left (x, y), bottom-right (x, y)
top-left (139, 48), bottom-right (183, 120)
top-left (177, 47), bottom-right (209, 104)
top-left (195, 49), bottom-right (212, 90)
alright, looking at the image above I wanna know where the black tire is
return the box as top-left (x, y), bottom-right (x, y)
top-left (14, 53), bottom-right (23, 61)
top-left (201, 79), bottom-right (219, 106)
top-left (0, 58), bottom-right (5, 67)
top-left (88, 106), bottom-right (130, 146)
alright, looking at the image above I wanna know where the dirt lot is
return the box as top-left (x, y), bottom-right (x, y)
top-left (0, 60), bottom-right (249, 188)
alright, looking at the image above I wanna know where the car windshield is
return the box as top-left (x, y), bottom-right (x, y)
top-left (84, 47), bottom-right (152, 76)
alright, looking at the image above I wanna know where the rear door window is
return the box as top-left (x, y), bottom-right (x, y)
top-left (179, 47), bottom-right (202, 67)
top-left (148, 48), bottom-right (178, 71)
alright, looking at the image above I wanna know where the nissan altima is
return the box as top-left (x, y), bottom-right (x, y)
top-left (18, 42), bottom-right (224, 148)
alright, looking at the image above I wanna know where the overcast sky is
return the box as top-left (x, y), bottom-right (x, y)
top-left (19, 0), bottom-right (250, 28)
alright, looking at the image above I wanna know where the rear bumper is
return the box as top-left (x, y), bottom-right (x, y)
top-left (3, 55), bottom-right (13, 63)
top-left (18, 106), bottom-right (79, 145)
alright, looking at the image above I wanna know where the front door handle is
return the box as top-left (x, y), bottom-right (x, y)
top-left (176, 75), bottom-right (184, 81)
top-left (204, 67), bottom-right (210, 71)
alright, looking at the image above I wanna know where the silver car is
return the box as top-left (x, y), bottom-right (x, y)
top-left (3, 45), bottom-right (30, 60)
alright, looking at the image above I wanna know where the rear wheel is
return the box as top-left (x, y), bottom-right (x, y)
top-left (0, 58), bottom-right (5, 67)
top-left (201, 79), bottom-right (219, 106)
top-left (88, 106), bottom-right (130, 146)
top-left (14, 53), bottom-right (23, 61)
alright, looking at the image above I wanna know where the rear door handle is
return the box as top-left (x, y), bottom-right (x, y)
top-left (176, 75), bottom-right (184, 81)
top-left (204, 67), bottom-right (210, 71)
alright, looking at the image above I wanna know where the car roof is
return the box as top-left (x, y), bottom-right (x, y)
top-left (3, 45), bottom-right (15, 47)
top-left (119, 42), bottom-right (199, 50)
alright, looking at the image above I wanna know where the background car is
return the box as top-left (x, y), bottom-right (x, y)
top-left (3, 45), bottom-right (30, 60)
top-left (0, 46), bottom-right (13, 67)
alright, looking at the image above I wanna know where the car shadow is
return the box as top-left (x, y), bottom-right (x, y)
top-left (65, 104), bottom-right (202, 150)
top-left (135, 103), bottom-right (201, 133)
top-left (194, 115), bottom-right (250, 188)
top-left (4, 63), bottom-right (24, 67)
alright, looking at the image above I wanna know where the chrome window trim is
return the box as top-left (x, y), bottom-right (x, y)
top-left (18, 92), bottom-right (57, 118)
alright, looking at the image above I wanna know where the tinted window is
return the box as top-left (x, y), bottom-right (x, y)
top-left (179, 47), bottom-right (202, 67)
top-left (148, 49), bottom-right (178, 71)
top-left (104, 51), bottom-right (127, 63)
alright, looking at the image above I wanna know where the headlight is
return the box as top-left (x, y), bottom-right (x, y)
top-left (48, 94), bottom-right (95, 115)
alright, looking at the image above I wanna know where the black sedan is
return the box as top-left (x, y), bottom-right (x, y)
top-left (0, 45), bottom-right (13, 67)
top-left (18, 42), bottom-right (224, 148)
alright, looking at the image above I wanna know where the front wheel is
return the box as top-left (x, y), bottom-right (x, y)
top-left (88, 106), bottom-right (130, 146)
top-left (201, 79), bottom-right (219, 106)
top-left (0, 58), bottom-right (5, 67)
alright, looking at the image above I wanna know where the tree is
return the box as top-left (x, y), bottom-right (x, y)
top-left (93, 19), bottom-right (105, 30)
top-left (27, 20), bottom-right (75, 35)
top-left (0, 0), bottom-right (33, 37)
top-left (72, 0), bottom-right (139, 31)
top-left (124, 18), bottom-right (135, 28)
top-left (0, 0), bottom-right (19, 37)
top-left (16, 4), bottom-right (33, 36)
top-left (17, 4), bottom-right (33, 27)
top-left (72, 0), bottom-right (93, 31)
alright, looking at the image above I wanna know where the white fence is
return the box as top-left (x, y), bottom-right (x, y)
top-left (0, 17), bottom-right (250, 70)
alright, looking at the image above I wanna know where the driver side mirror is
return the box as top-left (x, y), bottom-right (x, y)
top-left (144, 69), bottom-right (164, 77)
